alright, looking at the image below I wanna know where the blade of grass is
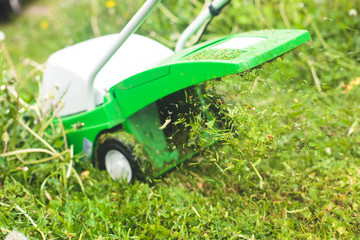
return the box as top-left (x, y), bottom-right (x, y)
top-left (1, 148), bottom-right (57, 157)
top-left (18, 119), bottom-right (62, 159)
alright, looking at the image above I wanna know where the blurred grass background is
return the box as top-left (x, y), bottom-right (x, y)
top-left (0, 0), bottom-right (359, 239)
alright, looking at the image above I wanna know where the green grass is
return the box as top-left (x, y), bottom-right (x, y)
top-left (1, 0), bottom-right (360, 239)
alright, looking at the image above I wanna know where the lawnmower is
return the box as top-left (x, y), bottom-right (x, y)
top-left (41, 0), bottom-right (311, 182)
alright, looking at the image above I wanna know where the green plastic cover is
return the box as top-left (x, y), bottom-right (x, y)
top-left (111, 29), bottom-right (311, 119)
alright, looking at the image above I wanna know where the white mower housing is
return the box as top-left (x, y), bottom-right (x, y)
top-left (42, 34), bottom-right (173, 116)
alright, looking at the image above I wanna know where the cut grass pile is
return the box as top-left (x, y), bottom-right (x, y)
top-left (0, 0), bottom-right (360, 239)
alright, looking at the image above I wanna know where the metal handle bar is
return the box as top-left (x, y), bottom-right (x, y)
top-left (87, 0), bottom-right (161, 111)
top-left (175, 0), bottom-right (231, 52)
top-left (87, 0), bottom-right (230, 111)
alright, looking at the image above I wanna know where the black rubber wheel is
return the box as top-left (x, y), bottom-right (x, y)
top-left (96, 138), bottom-right (138, 183)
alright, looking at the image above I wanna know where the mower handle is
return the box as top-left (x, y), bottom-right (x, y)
top-left (175, 0), bottom-right (231, 52)
top-left (87, 0), bottom-right (161, 111)
top-left (87, 0), bottom-right (231, 111)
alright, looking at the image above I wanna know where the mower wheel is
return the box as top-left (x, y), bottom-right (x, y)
top-left (96, 138), bottom-right (137, 183)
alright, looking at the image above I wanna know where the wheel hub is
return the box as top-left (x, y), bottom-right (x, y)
top-left (105, 150), bottom-right (132, 182)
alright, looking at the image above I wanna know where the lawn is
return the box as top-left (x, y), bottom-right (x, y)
top-left (0, 0), bottom-right (360, 239)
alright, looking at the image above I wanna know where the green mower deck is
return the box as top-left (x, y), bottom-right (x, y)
top-left (60, 29), bottom-right (311, 176)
